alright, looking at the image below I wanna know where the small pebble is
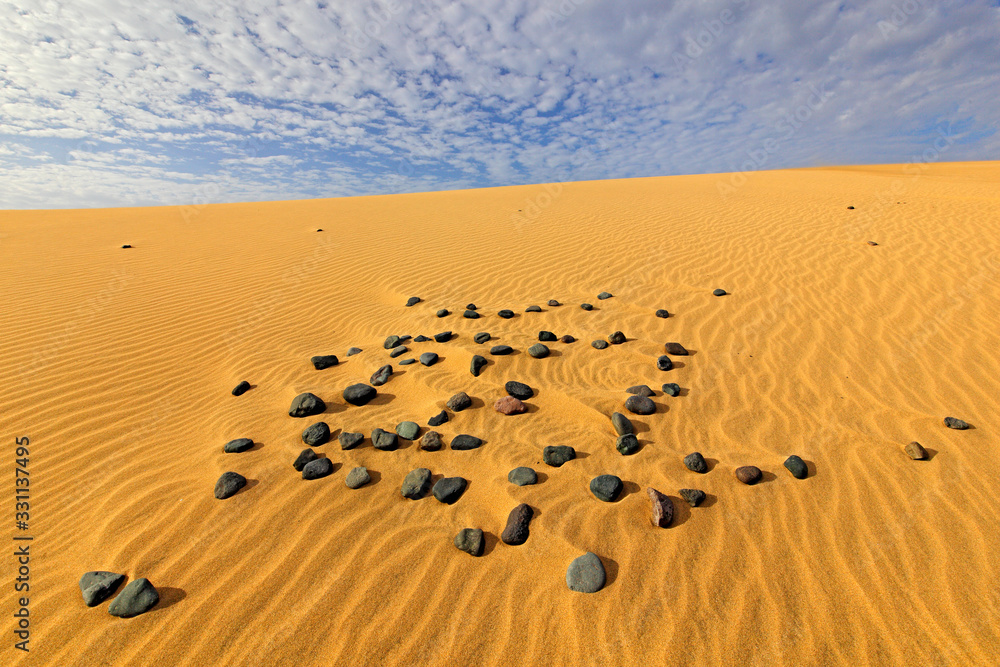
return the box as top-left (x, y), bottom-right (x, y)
top-left (664, 342), bottom-right (688, 355)
top-left (471, 355), bottom-right (488, 376)
top-left (625, 394), bottom-right (656, 415)
top-left (497, 309), bottom-right (515, 319)
top-left (302, 458), bottom-right (334, 480)
top-left (433, 331), bottom-right (452, 342)
top-left (525, 305), bottom-right (542, 312)
top-left (454, 528), bottom-right (484, 556)
top-left (679, 488), bottom-right (706, 507)
top-left (232, 380), bottom-right (251, 396)
top-left (560, 335), bottom-right (575, 344)
top-left (464, 310), bottom-right (480, 319)
top-left (428, 410), bottom-right (449, 427)
top-left (647, 487), bottom-right (673, 526)
top-left (597, 292), bottom-right (613, 300)
top-left (656, 355), bottom-right (673, 371)
top-left (436, 309), bottom-right (450, 317)
top-left (420, 431), bottom-right (444, 451)
top-left (713, 289), bottom-right (727, 296)
top-left (662, 383), bottom-right (681, 397)
top-left (508, 467), bottom-right (537, 486)
top-left (548, 300), bottom-right (560, 307)
top-left (345, 466), bottom-right (371, 489)
top-left (419, 352), bottom-right (439, 366)
top-left (591, 340), bottom-right (609, 349)
top-left (581, 303), bottom-right (594, 311)
top-left (528, 343), bottom-right (550, 358)
top-left (490, 345), bottom-right (513, 355)
top-left (566, 553), bottom-right (605, 593)
top-left (474, 332), bottom-right (491, 344)
top-left (346, 347), bottom-right (363, 356)
top-left (735, 465), bottom-right (762, 485)
top-left (784, 455), bottom-right (808, 479)
top-left (904, 441), bottom-right (927, 460)
top-left (223, 438), bottom-right (254, 454)
top-left (608, 331), bottom-right (626, 345)
top-left (339, 432), bottom-right (364, 450)
top-left (944, 416), bottom-right (970, 430)
top-left (655, 309), bottom-right (669, 318)
top-left (405, 297), bottom-right (421, 307)
top-left (539, 331), bottom-right (557, 341)
top-left (446, 391), bottom-right (472, 411)
top-left (683, 452), bottom-right (708, 473)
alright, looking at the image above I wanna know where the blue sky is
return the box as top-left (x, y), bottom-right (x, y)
top-left (1, 0), bottom-right (997, 209)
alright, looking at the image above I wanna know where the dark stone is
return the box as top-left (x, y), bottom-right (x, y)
top-left (432, 477), bottom-right (467, 504)
top-left (224, 438), bottom-right (254, 453)
top-left (214, 472), bottom-right (247, 499)
top-left (451, 434), bottom-right (483, 450)
top-left (454, 528), bottom-right (484, 556)
top-left (121, 244), bottom-right (132, 248)
top-left (616, 434), bottom-right (640, 456)
top-left (539, 331), bottom-right (557, 341)
top-left (343, 384), bottom-right (377, 406)
top-left (389, 345), bottom-right (408, 358)
top-left (662, 383), bottom-right (681, 397)
top-left (508, 467), bottom-right (537, 486)
top-left (626, 385), bottom-right (654, 397)
top-left (713, 289), bottom-right (727, 296)
top-left (560, 335), bottom-right (576, 344)
top-left (232, 381), bottom-right (251, 396)
top-left (436, 309), bottom-right (449, 318)
top-left (401, 468), bottom-right (432, 499)
top-left (944, 416), bottom-right (970, 430)
top-left (316, 229), bottom-right (322, 232)
top-left (301, 422), bottom-right (331, 446)
top-left (293, 448), bottom-right (318, 471)
top-left (683, 452), bottom-right (708, 473)
top-left (664, 342), bottom-right (689, 355)
top-left (655, 309), bottom-right (670, 319)
top-left (590, 475), bottom-right (623, 502)
top-left (498, 310), bottom-right (515, 319)
top-left (609, 331), bottom-right (626, 345)
top-left (347, 347), bottom-right (363, 356)
top-left (525, 305), bottom-right (542, 312)
top-left (505, 381), bottom-right (534, 400)
top-left (372, 428), bottom-right (398, 451)
top-left (494, 395), bottom-right (527, 415)
top-left (107, 578), bottom-right (159, 618)
top-left (735, 465), bottom-right (762, 485)
top-left (611, 412), bottom-right (633, 436)
top-left (339, 432), bottom-right (364, 450)
top-left (566, 553), bottom-right (605, 593)
top-left (414, 335), bottom-right (431, 342)
top-left (434, 331), bottom-right (453, 343)
top-left (581, 303), bottom-right (594, 311)
top-left (311, 354), bottom-right (339, 370)
top-left (345, 466), bottom-right (371, 489)
top-left (371, 364), bottom-right (393, 386)
top-left (396, 421), bottom-right (420, 440)
top-left (399, 359), bottom-right (416, 366)
top-left (490, 345), bottom-right (513, 355)
top-left (419, 431), bottom-right (443, 451)
top-left (428, 410), bottom-right (449, 427)
top-left (904, 441), bottom-right (927, 460)
top-left (464, 309), bottom-right (480, 319)
top-left (419, 352), bottom-right (439, 366)
top-left (657, 355), bottom-right (674, 371)
top-left (679, 488), bottom-right (706, 507)
top-left (474, 332), bottom-right (491, 344)
top-left (501, 504), bottom-right (533, 545)
top-left (784, 455), bottom-right (808, 479)
top-left (466, 303), bottom-right (478, 310)
top-left (548, 300), bottom-right (561, 307)
top-left (384, 335), bottom-right (401, 349)
top-left (847, 205), bottom-right (855, 209)
top-left (528, 343), bottom-right (550, 358)
top-left (598, 292), bottom-right (613, 300)
top-left (302, 457), bottom-right (334, 480)
top-left (447, 392), bottom-right (472, 411)
top-left (471, 355), bottom-right (488, 377)
top-left (289, 392), bottom-right (326, 417)
top-left (647, 487), bottom-right (674, 527)
top-left (79, 571), bottom-right (125, 607)
top-left (592, 340), bottom-right (609, 349)
top-left (398, 335), bottom-right (412, 343)
top-left (405, 296), bottom-right (421, 307)
top-left (543, 445), bottom-right (575, 467)
top-left (625, 395), bottom-right (656, 415)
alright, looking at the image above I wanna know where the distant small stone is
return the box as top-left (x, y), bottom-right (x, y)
top-left (656, 355), bottom-right (674, 371)
top-left (664, 342), bottom-right (689, 355)
top-left (543, 445), bottom-right (575, 467)
top-left (232, 381), bottom-right (251, 396)
top-left (495, 395), bottom-right (527, 415)
top-left (343, 384), bottom-right (377, 406)
top-left (302, 457), bottom-right (334, 480)
top-left (625, 395), bottom-right (656, 415)
top-left (108, 578), bottom-right (159, 618)
top-left (528, 343), bottom-right (550, 358)
top-left (433, 331), bottom-right (452, 343)
top-left (647, 487), bottom-right (674, 527)
top-left (79, 571), bottom-right (125, 607)
top-left (289, 392), bottom-right (326, 417)
top-left (525, 305), bottom-right (541, 312)
top-left (214, 472), bottom-right (247, 499)
top-left (315, 229), bottom-right (322, 232)
top-left (389, 345), bottom-right (408, 358)
top-left (399, 358), bottom-right (416, 365)
top-left (293, 448), bottom-right (318, 471)
top-left (505, 381), bottom-right (533, 400)
top-left (735, 465), bottom-right (762, 485)
top-left (904, 442), bottom-right (928, 460)
top-left (591, 340), bottom-right (609, 349)
top-left (655, 309), bottom-right (670, 319)
top-left (428, 410), bottom-right (449, 427)
top-left (345, 466), bottom-right (371, 489)
top-left (608, 331), bottom-right (626, 345)
top-left (501, 503), bottom-right (533, 545)
top-left (616, 433), bottom-right (640, 456)
top-left (498, 310), bottom-right (515, 319)
top-left (560, 335), bottom-right (575, 344)
top-left (301, 422), bottom-right (331, 446)
top-left (683, 452), bottom-right (708, 473)
top-left (224, 437), bottom-right (254, 453)
top-left (469, 332), bottom-right (488, 345)
top-left (548, 300), bottom-right (560, 307)
top-left (436, 309), bottom-right (450, 318)
top-left (372, 428), bottom-right (398, 451)
top-left (539, 331), bottom-right (557, 342)
top-left (847, 205), bottom-right (855, 209)
top-left (339, 432), bottom-right (364, 450)
top-left (420, 431), bottom-right (444, 451)
top-left (419, 352), bottom-right (439, 366)
top-left (508, 467), bottom-right (537, 486)
top-left (401, 468), bottom-right (432, 499)
top-left (944, 416), bottom-right (970, 430)
top-left (396, 421), bottom-right (420, 440)
top-left (347, 347), bottom-right (363, 356)
top-left (454, 528), bottom-right (484, 556)
top-left (679, 488), bottom-right (706, 507)
top-left (581, 303), bottom-right (594, 311)
top-left (414, 335), bottom-right (431, 342)
top-left (371, 364), bottom-right (393, 386)
top-left (446, 392), bottom-right (472, 411)
top-left (611, 412), bottom-right (633, 436)
top-left (566, 553), bottom-right (605, 593)
top-left (490, 345), bottom-right (513, 355)
top-left (451, 434), bottom-right (483, 450)
top-left (471, 355), bottom-right (488, 376)
top-left (405, 296), bottom-right (421, 307)
top-left (713, 289), bottom-right (727, 296)
top-left (590, 474), bottom-right (623, 502)
top-left (121, 244), bottom-right (132, 248)
top-left (466, 303), bottom-right (478, 310)
top-left (384, 335), bottom-right (401, 349)
top-left (598, 292), bottom-right (613, 300)
top-left (868, 241), bottom-right (878, 246)
top-left (432, 477), bottom-right (467, 504)
top-left (626, 385), bottom-right (654, 397)
top-left (784, 455), bottom-right (808, 479)
top-left (464, 309), bottom-right (480, 319)
top-left (662, 383), bottom-right (681, 397)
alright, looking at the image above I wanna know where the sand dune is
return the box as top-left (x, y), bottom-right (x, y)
top-left (2, 162), bottom-right (999, 666)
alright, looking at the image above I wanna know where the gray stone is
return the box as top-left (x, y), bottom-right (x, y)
top-left (656, 355), bottom-right (674, 371)
top-left (505, 381), bottom-right (534, 400)
top-left (372, 428), bottom-right (398, 451)
top-left (543, 445), bottom-right (575, 467)
top-left (293, 448), bottom-right (318, 471)
top-left (311, 355), bottom-right (339, 370)
top-left (490, 345), bottom-right (513, 355)
top-left (401, 468), bottom-right (432, 499)
top-left (784, 455), bottom-right (808, 479)
top-left (339, 432), bottom-right (364, 450)
top-left (944, 416), bottom-right (970, 430)
top-left (713, 288), bottom-right (727, 296)
top-left (289, 392), bottom-right (326, 418)
top-left (434, 331), bottom-right (452, 343)
top-left (590, 474), bottom-right (623, 502)
top-left (735, 465), bottom-right (762, 485)
top-left (346, 347), bottom-right (363, 356)
top-left (508, 467), bottom-right (537, 486)
top-left (647, 487), bottom-right (674, 527)
top-left (598, 292), bottom-right (613, 300)
top-left (566, 553), bottom-right (605, 593)
top-left (591, 340), bottom-right (609, 349)
top-left (464, 309), bottom-right (480, 319)
top-left (662, 383), bottom-right (681, 397)
top-left (609, 331), bottom-right (626, 345)
top-left (474, 332), bottom-right (491, 344)
top-left (683, 452), bottom-right (708, 473)
top-left (419, 352), bottom-right (439, 366)
top-left (419, 431), bottom-right (444, 451)
top-left (107, 578), bottom-right (159, 618)
top-left (454, 528), bottom-right (484, 556)
top-left (214, 472), bottom-right (247, 499)
top-left (224, 438), bottom-right (254, 453)
top-left (581, 303), bottom-right (594, 311)
top-left (405, 296), bottom-right (421, 307)
top-left (389, 345), bottom-right (408, 358)
top-left (399, 359), bottom-right (416, 365)
top-left (432, 477), bottom-right (467, 504)
top-left (301, 422), bottom-right (331, 446)
top-left (625, 395), bottom-right (656, 415)
top-left (466, 303), bottom-right (478, 310)
top-left (471, 355), bottom-right (488, 376)
top-left (664, 342), bottom-right (689, 355)
top-left (450, 434), bottom-right (483, 451)
top-left (904, 441), bottom-right (927, 460)
top-left (679, 488), bottom-right (706, 507)
top-left (396, 421), bottom-right (420, 440)
top-left (414, 335), bottom-right (431, 342)
top-left (384, 335), bottom-right (401, 349)
top-left (616, 434), bottom-right (640, 456)
top-left (428, 410), bottom-right (449, 427)
top-left (626, 385), bottom-right (654, 397)
top-left (539, 331), bottom-right (557, 341)
top-left (611, 412), bottom-right (633, 436)
top-left (501, 504), bottom-right (533, 545)
top-left (548, 300), bottom-right (560, 307)
top-left (498, 309), bottom-right (515, 319)
top-left (436, 309), bottom-right (449, 318)
top-left (655, 309), bottom-right (670, 318)
top-left (343, 384), bottom-right (377, 406)
top-left (302, 457), bottom-right (334, 480)
top-left (528, 343), bottom-right (550, 358)
top-left (371, 364), bottom-right (393, 386)
top-left (79, 571), bottom-right (125, 607)
top-left (232, 381), bottom-right (251, 396)
top-left (560, 335), bottom-right (575, 344)
top-left (525, 305), bottom-right (542, 312)
top-left (345, 466), bottom-right (371, 489)
top-left (446, 391), bottom-right (472, 411)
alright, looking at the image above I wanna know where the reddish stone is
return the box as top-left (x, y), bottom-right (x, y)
top-left (647, 487), bottom-right (673, 527)
top-left (494, 395), bottom-right (527, 415)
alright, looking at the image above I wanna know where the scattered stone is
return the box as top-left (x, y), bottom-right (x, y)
top-left (662, 383), bottom-right (681, 397)
top-left (232, 380), bottom-right (251, 396)
top-left (311, 355), bottom-right (340, 369)
top-left (384, 335), bottom-right (401, 349)
top-left (454, 528), bottom-right (484, 556)
top-left (420, 431), bottom-right (444, 451)
top-left (548, 300), bottom-right (560, 307)
top-left (398, 335), bottom-right (412, 343)
top-left (436, 309), bottom-right (450, 318)
top-left (679, 488), bottom-right (706, 507)
top-left (656, 355), bottom-right (674, 371)
top-left (464, 309), bottom-right (480, 319)
top-left (339, 432), bottom-right (364, 450)
top-left (655, 309), bottom-right (670, 319)
top-left (401, 468), bottom-right (432, 499)
top-left (904, 442), bottom-right (928, 460)
top-left (474, 332), bottom-right (491, 344)
top-left (414, 335), bottom-right (431, 342)
top-left (370, 364), bottom-right (393, 386)
top-left (944, 416), bottom-right (970, 430)
top-left (868, 241), bottom-right (879, 246)
top-left (347, 347), bottom-right (363, 356)
top-left (399, 358), bottom-right (416, 366)
top-left (428, 410), bottom-right (449, 427)
top-left (505, 381), bottom-right (533, 400)
top-left (625, 394), bottom-right (656, 415)
top-left (289, 392), bottom-right (326, 418)
top-left (433, 331), bottom-right (453, 343)
top-left (735, 465), bottom-right (762, 485)
top-left (301, 422), bottom-right (331, 446)
top-left (664, 342), bottom-right (689, 355)
top-left (566, 553), bottom-right (605, 593)
top-left (451, 434), bottom-right (483, 450)
top-left (590, 475), bottom-right (623, 502)
top-left (214, 472), bottom-right (247, 499)
top-left (847, 205), bottom-right (855, 209)
top-left (581, 303), bottom-right (594, 311)
top-left (784, 455), bottom-right (808, 479)
top-left (432, 477), bottom-right (467, 504)
top-left (345, 466), bottom-right (371, 489)
top-left (405, 296), bottom-right (421, 307)
top-left (471, 355), bottom-right (488, 376)
top-left (560, 335), bottom-right (575, 344)
top-left (713, 289), bottom-right (727, 296)
top-left (501, 504), bottom-right (533, 545)
top-left (293, 448), bottom-right (318, 471)
top-left (446, 392), bottom-right (472, 412)
top-left (490, 345), bottom-right (513, 355)
top-left (495, 395), bottom-right (527, 415)
top-left (498, 309), bottom-right (515, 319)
top-left (539, 331), bottom-right (557, 342)
top-left (616, 434), bottom-right (640, 455)
top-left (396, 421), bottom-right (420, 440)
top-left (608, 331), bottom-right (626, 345)
top-left (683, 452), bottom-right (708, 473)
top-left (643, 487), bottom-right (673, 527)
top-left (525, 305), bottom-right (542, 312)
top-left (372, 428), bottom-right (399, 451)
top-left (611, 412), bottom-right (633, 436)
top-left (302, 457), bottom-right (334, 480)
top-left (316, 229), bottom-right (322, 232)
top-left (79, 571), bottom-right (125, 607)
top-left (466, 303), bottom-right (478, 310)
top-left (543, 445), bottom-right (575, 467)
top-left (508, 467), bottom-right (537, 486)
top-left (592, 340), bottom-right (609, 349)
top-left (598, 292), bottom-right (613, 300)
top-left (626, 385), bottom-right (654, 397)
top-left (121, 244), bottom-right (132, 248)
top-left (389, 345), bottom-right (408, 358)
top-left (528, 343), bottom-right (550, 358)
top-left (419, 352), bottom-right (439, 366)
top-left (224, 438), bottom-right (254, 453)
top-left (343, 384), bottom-right (377, 406)
top-left (108, 578), bottom-right (159, 618)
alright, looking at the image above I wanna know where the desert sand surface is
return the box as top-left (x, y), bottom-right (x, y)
top-left (2, 161), bottom-right (999, 666)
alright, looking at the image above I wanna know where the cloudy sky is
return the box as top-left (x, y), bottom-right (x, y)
top-left (1, 0), bottom-right (997, 209)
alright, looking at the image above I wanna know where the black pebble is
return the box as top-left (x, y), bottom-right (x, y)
top-left (232, 380), bottom-right (251, 396)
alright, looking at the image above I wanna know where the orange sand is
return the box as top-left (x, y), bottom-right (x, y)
top-left (2, 162), bottom-right (999, 666)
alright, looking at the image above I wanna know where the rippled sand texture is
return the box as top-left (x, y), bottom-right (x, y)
top-left (2, 162), bottom-right (999, 666)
